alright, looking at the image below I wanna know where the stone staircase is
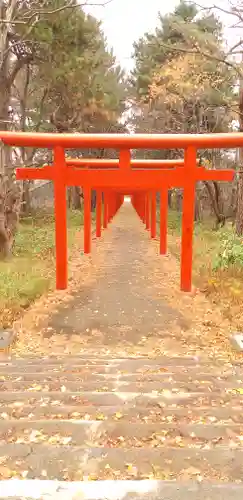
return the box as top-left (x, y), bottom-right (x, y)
top-left (0, 354), bottom-right (243, 499)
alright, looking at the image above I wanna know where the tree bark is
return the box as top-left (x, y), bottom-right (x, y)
top-left (236, 171), bottom-right (243, 234)
top-left (236, 53), bottom-right (243, 236)
top-left (168, 190), bottom-right (172, 209)
top-left (68, 187), bottom-right (81, 210)
top-left (175, 189), bottom-right (183, 212)
top-left (22, 181), bottom-right (32, 214)
top-left (194, 191), bottom-right (201, 222)
top-left (91, 190), bottom-right (96, 211)
top-left (0, 0), bottom-right (21, 257)
top-left (203, 181), bottom-right (225, 228)
top-left (0, 79), bottom-right (14, 257)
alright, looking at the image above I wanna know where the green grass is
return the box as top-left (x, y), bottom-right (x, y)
top-left (166, 209), bottom-right (232, 269)
top-left (0, 209), bottom-right (84, 327)
top-left (164, 209), bottom-right (243, 328)
top-left (167, 210), bottom-right (182, 235)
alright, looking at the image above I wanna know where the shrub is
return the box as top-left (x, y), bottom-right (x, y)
top-left (213, 232), bottom-right (243, 270)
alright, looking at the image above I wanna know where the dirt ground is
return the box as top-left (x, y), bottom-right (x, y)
top-left (12, 202), bottom-right (240, 362)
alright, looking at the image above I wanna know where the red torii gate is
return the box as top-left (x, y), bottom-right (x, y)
top-left (65, 158), bottom-right (201, 249)
top-left (65, 158), bottom-right (201, 256)
top-left (0, 131), bottom-right (237, 292)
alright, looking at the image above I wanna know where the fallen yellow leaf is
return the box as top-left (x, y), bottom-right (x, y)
top-left (115, 412), bottom-right (123, 420)
top-left (96, 413), bottom-right (106, 421)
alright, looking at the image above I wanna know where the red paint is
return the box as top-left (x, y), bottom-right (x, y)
top-left (119, 149), bottom-right (131, 171)
top-left (96, 190), bottom-right (102, 238)
top-left (103, 192), bottom-right (108, 229)
top-left (66, 158), bottom-right (198, 168)
top-left (107, 192), bottom-right (112, 223)
top-left (84, 187), bottom-right (91, 254)
top-left (8, 130), bottom-right (235, 292)
top-left (145, 194), bottom-right (150, 230)
top-left (4, 130), bottom-right (243, 149)
top-left (160, 189), bottom-right (168, 255)
top-left (17, 165), bottom-right (234, 189)
top-left (180, 146), bottom-right (197, 292)
top-left (151, 192), bottom-right (157, 239)
top-left (53, 147), bottom-right (68, 290)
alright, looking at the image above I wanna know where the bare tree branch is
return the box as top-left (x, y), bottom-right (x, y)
top-left (2, 39), bottom-right (33, 60)
top-left (227, 39), bottom-right (243, 55)
top-left (7, 55), bottom-right (33, 89)
top-left (0, 0), bottom-right (18, 66)
top-left (0, 0), bottom-right (114, 24)
top-left (193, 1), bottom-right (243, 19)
top-left (1, 0), bottom-right (115, 73)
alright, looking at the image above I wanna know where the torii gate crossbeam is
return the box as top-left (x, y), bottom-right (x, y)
top-left (0, 131), bottom-right (237, 292)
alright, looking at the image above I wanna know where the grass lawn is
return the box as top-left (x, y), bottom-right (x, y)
top-left (0, 210), bottom-right (83, 328)
top-left (166, 210), bottom-right (243, 329)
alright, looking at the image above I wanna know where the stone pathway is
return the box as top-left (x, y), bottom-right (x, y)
top-left (44, 203), bottom-right (190, 354)
top-left (13, 202), bottom-right (236, 359)
top-left (1, 202), bottom-right (243, 498)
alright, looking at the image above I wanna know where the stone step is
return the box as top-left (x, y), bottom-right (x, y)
top-left (1, 352), bottom-right (242, 490)
top-left (0, 356), bottom-right (236, 372)
top-left (1, 445), bottom-right (243, 480)
top-left (1, 480), bottom-right (243, 500)
top-left (1, 370), bottom-right (240, 382)
top-left (2, 480), bottom-right (243, 500)
top-left (1, 378), bottom-right (241, 393)
top-left (0, 420), bottom-right (242, 446)
top-left (1, 364), bottom-right (239, 379)
top-left (2, 403), bottom-right (243, 423)
top-left (0, 390), bottom-right (242, 406)
top-left (0, 355), bottom-right (200, 365)
top-left (3, 352), bottom-right (239, 362)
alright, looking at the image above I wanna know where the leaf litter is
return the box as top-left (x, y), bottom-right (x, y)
top-left (1, 208), bottom-right (243, 482)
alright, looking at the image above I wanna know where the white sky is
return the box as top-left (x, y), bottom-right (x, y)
top-left (85, 0), bottom-right (236, 71)
top-left (86, 0), bottom-right (178, 70)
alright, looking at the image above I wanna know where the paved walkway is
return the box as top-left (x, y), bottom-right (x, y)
top-left (46, 203), bottom-right (189, 353)
top-left (14, 201), bottom-right (235, 359)
top-left (1, 202), bottom-right (243, 498)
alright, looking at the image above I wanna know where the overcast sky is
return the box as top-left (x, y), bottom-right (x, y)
top-left (85, 0), bottom-right (234, 71)
top-left (86, 0), bottom-right (178, 70)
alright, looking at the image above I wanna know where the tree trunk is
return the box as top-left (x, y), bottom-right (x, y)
top-left (68, 187), bottom-right (81, 210)
top-left (0, 79), bottom-right (13, 257)
top-left (236, 171), bottom-right (243, 235)
top-left (175, 189), bottom-right (183, 212)
top-left (0, 73), bottom-right (21, 257)
top-left (236, 55), bottom-right (243, 236)
top-left (91, 190), bottom-right (96, 211)
top-left (168, 190), bottom-right (172, 209)
top-left (0, 0), bottom-right (31, 257)
top-left (203, 181), bottom-right (225, 229)
top-left (22, 181), bottom-right (32, 214)
top-left (194, 191), bottom-right (201, 222)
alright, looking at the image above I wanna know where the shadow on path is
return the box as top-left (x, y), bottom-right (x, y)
top-left (45, 204), bottom-right (190, 349)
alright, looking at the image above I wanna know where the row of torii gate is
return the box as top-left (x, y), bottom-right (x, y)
top-left (0, 131), bottom-right (240, 292)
